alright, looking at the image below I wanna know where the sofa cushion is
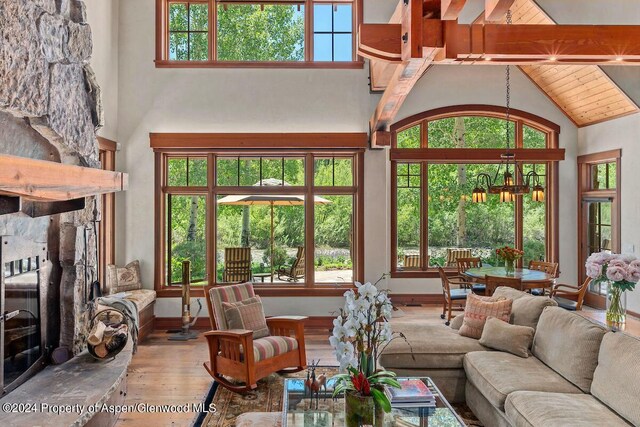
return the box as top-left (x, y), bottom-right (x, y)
top-left (493, 286), bottom-right (528, 301)
top-left (511, 295), bottom-right (558, 329)
top-left (479, 317), bottom-right (534, 358)
top-left (380, 322), bottom-right (487, 370)
top-left (464, 351), bottom-right (581, 411)
top-left (459, 294), bottom-right (513, 339)
top-left (505, 391), bottom-right (630, 427)
top-left (450, 313), bottom-right (464, 330)
top-left (532, 307), bottom-right (607, 392)
top-left (591, 332), bottom-right (640, 426)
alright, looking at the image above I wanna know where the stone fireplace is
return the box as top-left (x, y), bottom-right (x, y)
top-left (0, 0), bottom-right (106, 394)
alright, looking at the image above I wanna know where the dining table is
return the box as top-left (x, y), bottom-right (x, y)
top-left (462, 266), bottom-right (556, 293)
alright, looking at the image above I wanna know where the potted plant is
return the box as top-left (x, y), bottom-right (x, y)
top-left (586, 252), bottom-right (640, 327)
top-left (496, 246), bottom-right (524, 275)
top-left (330, 277), bottom-right (404, 427)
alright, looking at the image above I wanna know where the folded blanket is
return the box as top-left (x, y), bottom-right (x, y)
top-left (96, 296), bottom-right (139, 353)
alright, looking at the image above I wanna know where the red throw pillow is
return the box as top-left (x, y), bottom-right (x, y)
top-left (459, 294), bottom-right (513, 339)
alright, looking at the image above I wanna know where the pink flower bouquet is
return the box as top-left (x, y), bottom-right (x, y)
top-left (585, 252), bottom-right (639, 292)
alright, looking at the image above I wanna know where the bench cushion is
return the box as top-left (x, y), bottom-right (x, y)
top-left (591, 332), bottom-right (640, 426)
top-left (123, 289), bottom-right (156, 311)
top-left (380, 323), bottom-right (487, 370)
top-left (532, 307), bottom-right (607, 392)
top-left (464, 351), bottom-right (581, 411)
top-left (505, 391), bottom-right (630, 427)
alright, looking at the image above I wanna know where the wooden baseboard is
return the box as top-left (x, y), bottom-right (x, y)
top-left (390, 293), bottom-right (443, 305)
top-left (154, 316), bottom-right (334, 331)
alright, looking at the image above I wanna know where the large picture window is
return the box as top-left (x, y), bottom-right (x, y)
top-left (390, 106), bottom-right (562, 278)
top-left (157, 0), bottom-right (362, 67)
top-left (154, 142), bottom-right (364, 296)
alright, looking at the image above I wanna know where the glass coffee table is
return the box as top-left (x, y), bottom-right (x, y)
top-left (282, 376), bottom-right (465, 427)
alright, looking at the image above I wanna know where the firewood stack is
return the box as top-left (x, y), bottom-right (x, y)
top-left (87, 317), bottom-right (129, 359)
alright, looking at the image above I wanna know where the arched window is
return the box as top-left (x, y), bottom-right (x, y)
top-left (390, 105), bottom-right (564, 277)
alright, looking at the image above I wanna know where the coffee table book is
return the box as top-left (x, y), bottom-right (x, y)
top-left (389, 378), bottom-right (436, 407)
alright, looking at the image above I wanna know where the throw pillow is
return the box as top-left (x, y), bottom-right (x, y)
top-left (459, 294), bottom-right (513, 339)
top-left (510, 294), bottom-right (558, 329)
top-left (450, 313), bottom-right (464, 330)
top-left (222, 296), bottom-right (270, 339)
top-left (479, 317), bottom-right (535, 358)
top-left (106, 260), bottom-right (143, 294)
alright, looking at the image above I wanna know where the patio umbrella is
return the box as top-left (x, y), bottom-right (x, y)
top-left (217, 179), bottom-right (331, 282)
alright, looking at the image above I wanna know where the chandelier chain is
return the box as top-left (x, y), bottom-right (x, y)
top-left (505, 9), bottom-right (512, 150)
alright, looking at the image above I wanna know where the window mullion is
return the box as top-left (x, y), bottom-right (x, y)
top-left (421, 162), bottom-right (428, 270)
top-left (210, 0), bottom-right (216, 60)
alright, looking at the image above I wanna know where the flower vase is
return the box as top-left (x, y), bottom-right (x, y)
top-left (345, 391), bottom-right (384, 427)
top-left (504, 259), bottom-right (515, 276)
top-left (606, 283), bottom-right (627, 328)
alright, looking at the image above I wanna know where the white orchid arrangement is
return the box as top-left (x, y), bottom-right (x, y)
top-left (330, 275), bottom-right (411, 412)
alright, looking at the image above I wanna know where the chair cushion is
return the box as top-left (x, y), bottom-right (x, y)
top-left (471, 284), bottom-right (486, 294)
top-left (479, 317), bottom-right (534, 358)
top-left (123, 289), bottom-right (156, 311)
top-left (505, 391), bottom-right (630, 427)
top-left (450, 289), bottom-right (470, 300)
top-left (591, 332), bottom-right (640, 426)
top-left (554, 297), bottom-right (578, 311)
top-left (380, 322), bottom-right (487, 370)
top-left (532, 307), bottom-right (607, 392)
top-left (107, 260), bottom-right (143, 293)
top-left (529, 288), bottom-right (545, 296)
top-left (459, 294), bottom-right (513, 339)
top-left (464, 351), bottom-right (582, 411)
top-left (223, 296), bottom-right (269, 339)
top-left (209, 283), bottom-right (256, 330)
top-left (253, 336), bottom-right (298, 362)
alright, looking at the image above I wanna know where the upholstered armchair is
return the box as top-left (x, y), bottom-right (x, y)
top-left (203, 283), bottom-right (307, 392)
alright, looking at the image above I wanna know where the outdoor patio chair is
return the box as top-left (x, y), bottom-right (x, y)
top-left (222, 247), bottom-right (252, 283)
top-left (276, 246), bottom-right (305, 282)
top-left (445, 248), bottom-right (472, 267)
top-left (403, 254), bottom-right (421, 268)
top-left (203, 283), bottom-right (307, 392)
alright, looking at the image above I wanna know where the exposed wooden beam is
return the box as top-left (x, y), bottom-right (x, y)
top-left (445, 23), bottom-right (640, 64)
top-left (0, 154), bottom-right (128, 202)
top-left (358, 24), bottom-right (401, 62)
top-left (441, 0), bottom-right (467, 20)
top-left (150, 133), bottom-right (369, 149)
top-left (370, 131), bottom-right (391, 148)
top-left (485, 0), bottom-right (515, 22)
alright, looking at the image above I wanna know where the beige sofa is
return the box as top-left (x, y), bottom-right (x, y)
top-left (382, 288), bottom-right (640, 426)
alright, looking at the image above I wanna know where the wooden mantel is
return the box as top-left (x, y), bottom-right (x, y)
top-left (0, 154), bottom-right (128, 216)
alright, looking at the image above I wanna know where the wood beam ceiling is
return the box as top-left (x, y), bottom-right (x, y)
top-left (361, 0), bottom-right (639, 130)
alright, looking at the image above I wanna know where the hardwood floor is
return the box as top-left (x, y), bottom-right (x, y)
top-left (114, 305), bottom-right (640, 427)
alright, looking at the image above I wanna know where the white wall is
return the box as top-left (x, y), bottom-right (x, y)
top-left (85, 0), bottom-right (119, 141)
top-left (578, 114), bottom-right (640, 313)
top-left (114, 0), bottom-right (579, 318)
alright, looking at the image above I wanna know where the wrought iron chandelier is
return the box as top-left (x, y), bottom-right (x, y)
top-left (471, 11), bottom-right (545, 204)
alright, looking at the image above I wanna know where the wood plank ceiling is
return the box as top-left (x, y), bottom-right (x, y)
top-left (368, 0), bottom-right (639, 127)
top-left (497, 0), bottom-right (639, 126)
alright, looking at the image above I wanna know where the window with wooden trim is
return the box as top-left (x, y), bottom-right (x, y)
top-left (98, 138), bottom-right (117, 290)
top-left (157, 0), bottom-right (362, 67)
top-left (154, 145), bottom-right (364, 296)
top-left (390, 106), bottom-right (562, 278)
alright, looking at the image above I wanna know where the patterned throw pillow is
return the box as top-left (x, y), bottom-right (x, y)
top-left (459, 294), bottom-right (513, 339)
top-left (222, 296), bottom-right (270, 339)
top-left (106, 260), bottom-right (143, 294)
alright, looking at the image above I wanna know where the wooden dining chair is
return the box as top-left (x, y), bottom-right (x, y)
top-left (485, 275), bottom-right (523, 296)
top-left (528, 260), bottom-right (559, 295)
top-left (456, 257), bottom-right (486, 295)
top-left (550, 277), bottom-right (591, 311)
top-left (203, 283), bottom-right (307, 392)
top-left (438, 267), bottom-right (471, 325)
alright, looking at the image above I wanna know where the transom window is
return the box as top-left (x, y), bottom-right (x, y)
top-left (155, 148), bottom-right (364, 295)
top-left (158, 0), bottom-right (361, 66)
top-left (390, 107), bottom-right (562, 278)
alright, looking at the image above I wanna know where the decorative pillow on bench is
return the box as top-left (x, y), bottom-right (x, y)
top-left (106, 260), bottom-right (143, 294)
top-left (459, 294), bottom-right (513, 339)
top-left (222, 296), bottom-right (270, 339)
top-left (479, 317), bottom-right (535, 358)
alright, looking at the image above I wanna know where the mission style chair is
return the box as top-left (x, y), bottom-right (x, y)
top-left (438, 267), bottom-right (471, 325)
top-left (203, 283), bottom-right (307, 392)
top-left (550, 277), bottom-right (591, 311)
top-left (456, 257), bottom-right (486, 295)
top-left (528, 260), bottom-right (559, 296)
top-left (223, 247), bottom-right (252, 283)
top-left (276, 246), bottom-right (305, 282)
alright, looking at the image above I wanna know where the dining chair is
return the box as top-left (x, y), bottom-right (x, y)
top-left (438, 267), bottom-right (471, 325)
top-left (485, 275), bottom-right (523, 297)
top-left (528, 260), bottom-right (559, 296)
top-left (550, 277), bottom-right (591, 311)
top-left (456, 257), bottom-right (486, 295)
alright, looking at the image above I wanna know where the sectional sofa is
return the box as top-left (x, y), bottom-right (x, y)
top-left (381, 287), bottom-right (640, 427)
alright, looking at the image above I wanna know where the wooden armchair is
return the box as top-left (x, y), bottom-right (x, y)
top-left (222, 247), bottom-right (252, 283)
top-left (203, 283), bottom-right (307, 392)
top-left (276, 246), bottom-right (305, 282)
top-left (438, 267), bottom-right (471, 325)
top-left (456, 257), bottom-right (486, 295)
top-left (528, 260), bottom-right (559, 296)
top-left (486, 275), bottom-right (523, 296)
top-left (550, 278), bottom-right (591, 311)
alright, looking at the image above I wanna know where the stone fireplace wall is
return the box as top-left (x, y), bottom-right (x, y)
top-left (0, 0), bottom-right (103, 355)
